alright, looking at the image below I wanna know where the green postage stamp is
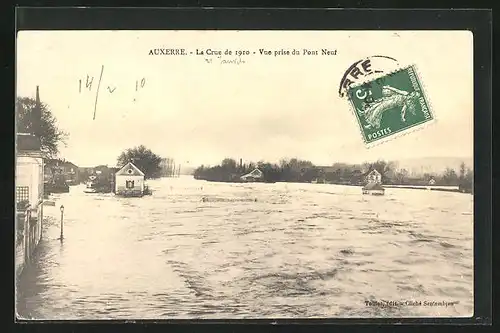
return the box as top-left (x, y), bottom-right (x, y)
top-left (347, 65), bottom-right (434, 145)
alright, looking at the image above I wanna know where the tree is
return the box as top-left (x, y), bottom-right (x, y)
top-left (193, 165), bottom-right (205, 179)
top-left (459, 162), bottom-right (467, 181)
top-left (117, 145), bottom-right (163, 179)
top-left (221, 158), bottom-right (237, 171)
top-left (464, 168), bottom-right (473, 183)
top-left (459, 167), bottom-right (473, 193)
top-left (395, 168), bottom-right (409, 184)
top-left (159, 157), bottom-right (176, 177)
top-left (16, 96), bottom-right (68, 157)
top-left (341, 167), bottom-right (353, 181)
top-left (442, 167), bottom-right (459, 185)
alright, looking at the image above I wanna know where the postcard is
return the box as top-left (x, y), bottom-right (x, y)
top-left (15, 30), bottom-right (473, 320)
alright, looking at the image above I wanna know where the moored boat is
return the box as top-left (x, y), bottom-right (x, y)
top-left (83, 175), bottom-right (113, 193)
top-left (84, 185), bottom-right (98, 193)
top-left (84, 176), bottom-right (99, 193)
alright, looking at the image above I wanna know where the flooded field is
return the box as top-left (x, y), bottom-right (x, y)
top-left (16, 176), bottom-right (473, 319)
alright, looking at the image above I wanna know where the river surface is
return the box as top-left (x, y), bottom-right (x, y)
top-left (16, 176), bottom-right (473, 319)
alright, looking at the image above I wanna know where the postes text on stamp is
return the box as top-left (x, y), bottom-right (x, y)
top-left (347, 65), bottom-right (433, 145)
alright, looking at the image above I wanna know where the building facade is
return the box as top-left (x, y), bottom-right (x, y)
top-left (45, 159), bottom-right (80, 184)
top-left (240, 168), bottom-right (264, 182)
top-left (366, 169), bottom-right (382, 184)
top-left (15, 133), bottom-right (44, 277)
top-left (61, 161), bottom-right (79, 184)
top-left (115, 162), bottom-right (145, 196)
top-left (16, 86), bottom-right (46, 277)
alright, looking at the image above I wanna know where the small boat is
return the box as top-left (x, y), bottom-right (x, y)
top-left (362, 182), bottom-right (385, 196)
top-left (84, 181), bottom-right (98, 193)
top-left (84, 174), bottom-right (114, 193)
top-left (84, 175), bottom-right (101, 193)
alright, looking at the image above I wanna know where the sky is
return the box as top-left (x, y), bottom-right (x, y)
top-left (16, 30), bottom-right (474, 168)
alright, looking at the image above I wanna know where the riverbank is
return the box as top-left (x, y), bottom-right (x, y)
top-left (384, 185), bottom-right (473, 194)
top-left (195, 179), bottom-right (472, 194)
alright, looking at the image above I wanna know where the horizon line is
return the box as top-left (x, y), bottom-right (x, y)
top-left (57, 154), bottom-right (475, 170)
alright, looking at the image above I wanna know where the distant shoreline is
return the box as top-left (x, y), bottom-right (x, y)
top-left (383, 185), bottom-right (466, 194)
top-left (191, 178), bottom-right (472, 194)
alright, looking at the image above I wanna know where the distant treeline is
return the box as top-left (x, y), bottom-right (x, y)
top-left (193, 158), bottom-right (473, 193)
top-left (194, 158), bottom-right (314, 183)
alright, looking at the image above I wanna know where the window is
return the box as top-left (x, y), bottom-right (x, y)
top-left (16, 186), bottom-right (30, 204)
top-left (126, 180), bottom-right (135, 189)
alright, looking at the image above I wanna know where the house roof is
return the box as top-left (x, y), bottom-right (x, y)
top-left (241, 168), bottom-right (263, 178)
top-left (362, 182), bottom-right (385, 190)
top-left (116, 162), bottom-right (145, 176)
top-left (63, 161), bottom-right (78, 169)
top-left (46, 159), bottom-right (78, 169)
top-left (367, 169), bottom-right (381, 176)
top-left (17, 134), bottom-right (41, 151)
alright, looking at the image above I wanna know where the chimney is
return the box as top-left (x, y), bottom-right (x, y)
top-left (32, 86), bottom-right (42, 138)
top-left (240, 158), bottom-right (243, 168)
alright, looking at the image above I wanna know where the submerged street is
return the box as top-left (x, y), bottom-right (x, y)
top-left (17, 176), bottom-right (473, 319)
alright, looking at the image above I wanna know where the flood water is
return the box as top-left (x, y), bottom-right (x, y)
top-left (16, 176), bottom-right (474, 319)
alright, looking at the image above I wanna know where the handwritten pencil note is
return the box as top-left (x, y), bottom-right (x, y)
top-left (78, 66), bottom-right (147, 120)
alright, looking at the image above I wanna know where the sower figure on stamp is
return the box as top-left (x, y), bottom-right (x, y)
top-left (359, 85), bottom-right (421, 129)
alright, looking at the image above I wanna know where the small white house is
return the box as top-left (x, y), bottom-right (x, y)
top-left (366, 169), bottom-right (382, 184)
top-left (240, 168), bottom-right (264, 182)
top-left (362, 169), bottom-right (385, 195)
top-left (115, 162), bottom-right (145, 197)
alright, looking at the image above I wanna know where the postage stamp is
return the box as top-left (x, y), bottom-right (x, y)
top-left (347, 65), bottom-right (434, 145)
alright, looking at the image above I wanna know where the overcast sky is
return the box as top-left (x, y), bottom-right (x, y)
top-left (16, 30), bottom-right (473, 168)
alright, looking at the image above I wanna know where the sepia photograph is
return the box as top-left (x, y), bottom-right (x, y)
top-left (15, 30), bottom-right (474, 320)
